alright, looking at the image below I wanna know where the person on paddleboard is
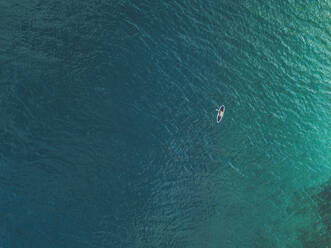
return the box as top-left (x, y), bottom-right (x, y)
top-left (216, 105), bottom-right (225, 123)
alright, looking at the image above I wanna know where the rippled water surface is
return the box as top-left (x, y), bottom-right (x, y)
top-left (0, 0), bottom-right (330, 247)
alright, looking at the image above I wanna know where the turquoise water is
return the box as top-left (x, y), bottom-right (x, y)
top-left (0, 0), bottom-right (330, 247)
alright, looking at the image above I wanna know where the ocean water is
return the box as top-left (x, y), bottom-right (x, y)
top-left (0, 0), bottom-right (330, 247)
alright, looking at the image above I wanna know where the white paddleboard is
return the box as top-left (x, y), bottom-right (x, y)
top-left (216, 105), bottom-right (225, 123)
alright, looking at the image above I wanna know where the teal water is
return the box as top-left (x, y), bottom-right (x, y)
top-left (0, 0), bottom-right (330, 247)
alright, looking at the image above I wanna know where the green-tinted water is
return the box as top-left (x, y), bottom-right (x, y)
top-left (191, 1), bottom-right (331, 247)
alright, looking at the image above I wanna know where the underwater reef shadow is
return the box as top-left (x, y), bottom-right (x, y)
top-left (290, 177), bottom-right (331, 247)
